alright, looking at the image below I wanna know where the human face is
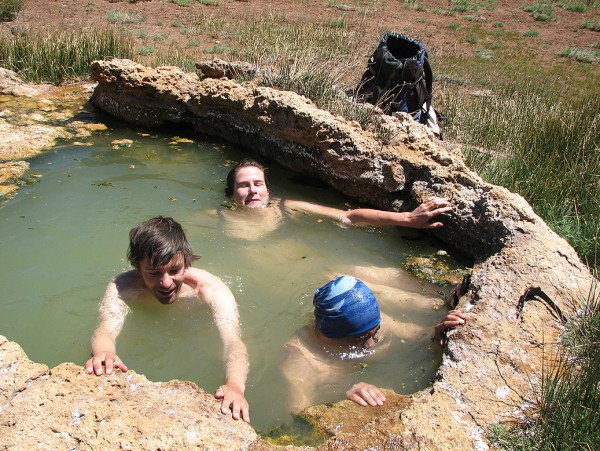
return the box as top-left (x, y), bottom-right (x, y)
top-left (232, 166), bottom-right (269, 208)
top-left (348, 325), bottom-right (381, 349)
top-left (138, 256), bottom-right (187, 304)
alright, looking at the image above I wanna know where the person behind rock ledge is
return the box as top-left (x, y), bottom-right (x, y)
top-left (281, 275), bottom-right (467, 412)
top-left (222, 158), bottom-right (453, 238)
top-left (85, 216), bottom-right (251, 423)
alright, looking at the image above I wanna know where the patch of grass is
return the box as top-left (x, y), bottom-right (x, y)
top-left (558, 1), bottom-right (589, 12)
top-left (0, 27), bottom-right (133, 83)
top-left (450, 0), bottom-right (496, 13)
top-left (170, 20), bottom-right (182, 27)
top-left (522, 1), bottom-right (556, 22)
top-left (106, 9), bottom-right (145, 24)
top-left (199, 0), bottom-right (220, 5)
top-left (187, 39), bottom-right (201, 47)
top-left (171, 0), bottom-right (195, 6)
top-left (433, 8), bottom-right (456, 16)
top-left (560, 46), bottom-right (599, 63)
top-left (329, 17), bottom-right (346, 28)
top-left (180, 28), bottom-right (197, 35)
top-left (581, 17), bottom-right (600, 31)
top-left (446, 23), bottom-right (460, 30)
top-left (204, 44), bottom-right (227, 54)
top-left (0, 0), bottom-right (22, 21)
top-left (523, 30), bottom-right (539, 37)
top-left (138, 46), bottom-right (156, 55)
top-left (439, 69), bottom-right (600, 263)
top-left (467, 36), bottom-right (478, 44)
top-left (492, 21), bottom-right (504, 27)
top-left (152, 33), bottom-right (169, 41)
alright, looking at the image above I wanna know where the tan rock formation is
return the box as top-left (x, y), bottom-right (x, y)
top-left (0, 335), bottom-right (261, 449)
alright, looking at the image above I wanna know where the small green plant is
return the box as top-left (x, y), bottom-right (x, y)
top-left (492, 21), bottom-right (504, 27)
top-left (170, 20), bottom-right (182, 27)
top-left (199, 0), bottom-right (220, 5)
top-left (180, 28), bottom-right (196, 35)
top-left (152, 33), bottom-right (169, 41)
top-left (560, 46), bottom-right (599, 63)
top-left (329, 18), bottom-right (346, 28)
top-left (138, 46), bottom-right (156, 55)
top-left (446, 23), bottom-right (460, 30)
top-left (204, 44), bottom-right (227, 54)
top-left (467, 36), bottom-right (478, 44)
top-left (0, 0), bottom-right (22, 21)
top-left (522, 1), bottom-right (555, 22)
top-left (463, 15), bottom-right (488, 22)
top-left (188, 39), bottom-right (201, 47)
top-left (582, 17), bottom-right (600, 31)
top-left (137, 30), bottom-right (148, 38)
top-left (433, 8), bottom-right (455, 16)
top-left (523, 30), bottom-right (539, 37)
top-left (171, 0), bottom-right (194, 5)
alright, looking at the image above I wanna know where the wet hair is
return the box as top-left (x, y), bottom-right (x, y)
top-left (127, 216), bottom-right (199, 270)
top-left (225, 158), bottom-right (271, 197)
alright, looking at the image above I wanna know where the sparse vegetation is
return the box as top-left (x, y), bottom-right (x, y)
top-left (106, 9), bottom-right (145, 24)
top-left (0, 0), bottom-right (22, 21)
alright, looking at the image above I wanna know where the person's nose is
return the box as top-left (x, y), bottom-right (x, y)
top-left (248, 184), bottom-right (258, 194)
top-left (159, 272), bottom-right (172, 287)
top-left (364, 336), bottom-right (377, 349)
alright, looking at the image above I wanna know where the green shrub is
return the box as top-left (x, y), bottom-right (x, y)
top-left (171, 0), bottom-right (195, 5)
top-left (523, 30), bottom-right (540, 37)
top-left (0, 0), bottom-right (22, 21)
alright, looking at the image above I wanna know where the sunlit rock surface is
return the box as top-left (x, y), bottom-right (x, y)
top-left (0, 59), bottom-right (597, 450)
top-left (0, 336), bottom-right (260, 449)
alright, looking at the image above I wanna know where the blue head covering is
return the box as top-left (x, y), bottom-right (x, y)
top-left (313, 276), bottom-right (381, 339)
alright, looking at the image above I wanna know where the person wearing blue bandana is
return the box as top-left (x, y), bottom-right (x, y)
top-left (282, 275), bottom-right (467, 411)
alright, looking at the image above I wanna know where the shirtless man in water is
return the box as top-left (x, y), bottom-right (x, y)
top-left (85, 216), bottom-right (251, 423)
top-left (223, 158), bottom-right (453, 236)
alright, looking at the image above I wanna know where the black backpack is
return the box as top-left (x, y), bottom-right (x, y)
top-left (357, 32), bottom-right (433, 124)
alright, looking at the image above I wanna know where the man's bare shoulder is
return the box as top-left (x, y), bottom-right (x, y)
top-left (111, 270), bottom-right (146, 301)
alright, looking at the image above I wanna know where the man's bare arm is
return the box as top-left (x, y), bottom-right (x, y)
top-left (192, 269), bottom-right (250, 423)
top-left (85, 279), bottom-right (130, 375)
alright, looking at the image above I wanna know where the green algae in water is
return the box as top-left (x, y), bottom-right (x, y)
top-left (0, 127), bottom-right (460, 438)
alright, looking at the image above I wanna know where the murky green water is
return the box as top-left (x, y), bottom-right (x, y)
top-left (0, 126), bottom-right (452, 435)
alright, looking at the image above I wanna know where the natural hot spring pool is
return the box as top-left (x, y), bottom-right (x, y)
top-left (0, 125), bottom-right (455, 435)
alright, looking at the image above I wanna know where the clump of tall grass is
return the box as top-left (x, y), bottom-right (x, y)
top-left (0, 28), bottom-right (133, 83)
top-left (441, 81), bottom-right (599, 266)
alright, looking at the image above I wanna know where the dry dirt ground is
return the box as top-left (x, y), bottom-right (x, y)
top-left (6, 0), bottom-right (600, 77)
